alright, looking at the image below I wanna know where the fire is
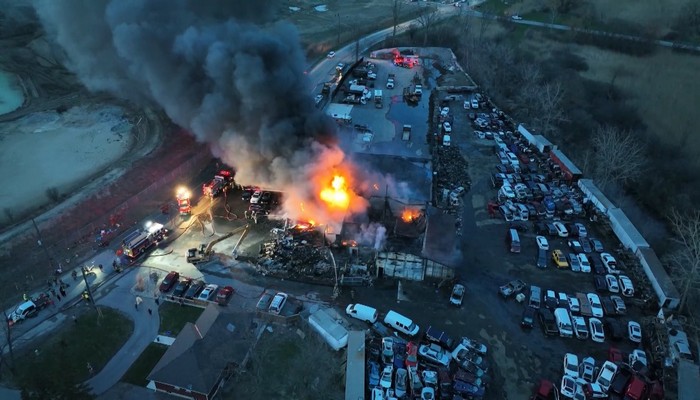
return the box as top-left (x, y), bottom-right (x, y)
top-left (401, 208), bottom-right (421, 223)
top-left (319, 175), bottom-right (350, 210)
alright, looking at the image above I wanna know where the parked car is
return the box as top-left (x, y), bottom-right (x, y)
top-left (184, 280), bottom-right (205, 299)
top-left (567, 296), bottom-right (580, 313)
top-left (531, 380), bottom-right (558, 400)
top-left (568, 240), bottom-right (584, 254)
top-left (568, 253), bottom-right (581, 272)
top-left (605, 274), bottom-right (620, 293)
top-left (610, 295), bottom-right (627, 315)
top-left (589, 318), bottom-right (605, 342)
top-left (499, 279), bottom-right (526, 298)
top-left (537, 249), bottom-right (548, 268)
top-left (600, 253), bottom-right (618, 273)
top-left (564, 353), bottom-right (579, 378)
top-left (405, 342), bottom-right (418, 368)
top-left (553, 221), bottom-right (569, 237)
top-left (368, 360), bottom-right (380, 387)
top-left (256, 292), bottom-right (274, 311)
top-left (572, 315), bottom-right (588, 340)
top-left (545, 290), bottom-right (558, 310)
top-left (589, 238), bottom-right (604, 252)
top-left (425, 326), bottom-right (455, 350)
top-left (159, 271), bottom-right (180, 293)
top-left (215, 286), bottom-right (234, 305)
top-left (560, 375), bottom-right (576, 399)
top-left (618, 275), bottom-right (635, 297)
top-left (538, 309), bottom-right (558, 336)
top-left (595, 361), bottom-right (618, 392)
top-left (452, 379), bottom-right (485, 398)
top-left (197, 284), bottom-right (219, 301)
top-left (578, 254), bottom-right (591, 273)
top-left (459, 337), bottom-right (488, 355)
top-left (382, 337), bottom-right (395, 365)
top-left (394, 368), bottom-right (407, 397)
top-left (587, 293), bottom-right (604, 317)
top-left (442, 122), bottom-right (452, 133)
top-left (521, 306), bottom-right (536, 329)
top-left (580, 238), bottom-right (593, 253)
top-left (629, 349), bottom-right (648, 368)
top-left (380, 365), bottom-right (393, 389)
top-left (450, 284), bottom-right (465, 306)
top-left (594, 275), bottom-right (607, 292)
top-left (268, 292), bottom-right (288, 314)
top-left (419, 343), bottom-right (451, 366)
top-left (579, 357), bottom-right (596, 382)
top-left (552, 250), bottom-right (569, 269)
top-left (536, 235), bottom-right (549, 250)
top-left (628, 321), bottom-right (642, 343)
top-left (574, 223), bottom-right (588, 237)
top-left (172, 278), bottom-right (192, 297)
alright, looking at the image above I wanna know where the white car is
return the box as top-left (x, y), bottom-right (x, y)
top-left (536, 236), bottom-right (549, 250)
top-left (574, 223), bottom-right (588, 237)
top-left (506, 152), bottom-right (519, 166)
top-left (561, 375), bottom-right (576, 398)
top-left (421, 387), bottom-right (436, 400)
top-left (440, 107), bottom-right (450, 117)
top-left (629, 349), bottom-right (648, 367)
top-left (579, 357), bottom-right (596, 382)
top-left (553, 221), bottom-right (569, 237)
top-left (380, 365), bottom-right (393, 389)
top-left (568, 296), bottom-right (580, 313)
top-left (371, 388), bottom-right (384, 400)
top-left (419, 343), bottom-right (451, 366)
top-left (327, 51), bottom-right (336, 58)
top-left (382, 337), bottom-right (395, 364)
top-left (464, 100), bottom-right (470, 109)
top-left (471, 98), bottom-right (479, 109)
top-left (197, 284), bottom-right (219, 301)
top-left (600, 253), bottom-right (618, 273)
top-left (459, 337), bottom-right (488, 355)
top-left (577, 254), bottom-right (591, 273)
top-left (605, 274), bottom-right (620, 293)
top-left (586, 293), bottom-right (604, 317)
top-left (589, 318), bottom-right (605, 343)
top-left (595, 361), bottom-right (618, 392)
top-left (628, 321), bottom-right (642, 343)
top-left (250, 190), bottom-right (262, 204)
top-left (442, 122), bottom-right (452, 133)
top-left (511, 15), bottom-right (523, 20)
top-left (563, 353), bottom-right (579, 378)
top-left (572, 315), bottom-right (588, 340)
top-left (618, 275), bottom-right (635, 297)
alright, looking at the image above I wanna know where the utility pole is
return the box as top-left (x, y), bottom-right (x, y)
top-left (32, 218), bottom-right (53, 270)
top-left (81, 267), bottom-right (102, 322)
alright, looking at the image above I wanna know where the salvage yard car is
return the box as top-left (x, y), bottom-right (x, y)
top-left (536, 235), bottom-right (549, 250)
top-left (618, 275), bottom-right (635, 297)
top-left (539, 309), bottom-right (558, 336)
top-left (628, 321), bottom-right (642, 343)
top-left (419, 343), bottom-right (451, 366)
top-left (587, 293), bottom-right (604, 317)
top-left (522, 306), bottom-right (536, 329)
top-left (459, 337), bottom-right (488, 355)
top-left (572, 315), bottom-right (589, 340)
top-left (499, 279), bottom-right (526, 298)
top-left (450, 284), bottom-right (465, 306)
top-left (552, 250), bottom-right (569, 269)
top-left (589, 318), bottom-right (605, 342)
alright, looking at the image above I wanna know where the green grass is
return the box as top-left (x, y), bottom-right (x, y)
top-left (121, 343), bottom-right (169, 386)
top-left (12, 308), bottom-right (133, 387)
top-left (477, 0), bottom-right (511, 15)
top-left (158, 302), bottom-right (204, 336)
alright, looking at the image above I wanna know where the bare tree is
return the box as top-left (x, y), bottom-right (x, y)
top-left (674, 1), bottom-right (700, 39)
top-left (534, 81), bottom-right (566, 136)
top-left (666, 209), bottom-right (700, 313)
top-left (391, 0), bottom-right (403, 45)
top-left (590, 126), bottom-right (647, 190)
top-left (416, 7), bottom-right (439, 46)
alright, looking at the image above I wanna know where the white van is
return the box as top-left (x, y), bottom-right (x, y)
top-left (345, 303), bottom-right (378, 323)
top-left (384, 310), bottom-right (419, 336)
top-left (554, 308), bottom-right (574, 338)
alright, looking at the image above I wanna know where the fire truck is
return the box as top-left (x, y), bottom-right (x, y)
top-left (176, 187), bottom-right (192, 215)
top-left (121, 222), bottom-right (167, 259)
top-left (202, 169), bottom-right (235, 198)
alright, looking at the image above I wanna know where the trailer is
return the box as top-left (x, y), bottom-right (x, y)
top-left (607, 208), bottom-right (649, 253)
top-left (636, 247), bottom-right (681, 309)
top-left (550, 149), bottom-right (583, 182)
top-left (577, 179), bottom-right (615, 215)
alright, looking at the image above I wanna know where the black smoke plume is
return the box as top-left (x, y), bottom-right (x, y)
top-left (32, 0), bottom-right (356, 225)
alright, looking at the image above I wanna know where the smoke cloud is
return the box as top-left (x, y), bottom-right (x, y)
top-left (32, 0), bottom-right (359, 228)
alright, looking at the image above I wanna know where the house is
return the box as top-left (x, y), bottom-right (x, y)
top-left (147, 306), bottom-right (258, 400)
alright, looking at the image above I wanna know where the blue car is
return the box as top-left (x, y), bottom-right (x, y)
top-left (367, 361), bottom-right (380, 387)
top-left (453, 379), bottom-right (485, 398)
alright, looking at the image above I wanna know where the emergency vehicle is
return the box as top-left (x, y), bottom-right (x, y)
top-left (122, 222), bottom-right (168, 259)
top-left (176, 187), bottom-right (192, 215)
top-left (202, 169), bottom-right (235, 198)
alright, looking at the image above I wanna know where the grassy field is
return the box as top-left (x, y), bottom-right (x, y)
top-left (158, 302), bottom-right (204, 336)
top-left (280, 0), bottom-right (426, 59)
top-left (121, 343), bottom-right (169, 386)
top-left (10, 308), bottom-right (133, 389)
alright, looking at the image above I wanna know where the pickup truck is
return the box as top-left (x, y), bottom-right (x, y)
top-left (7, 293), bottom-right (53, 327)
top-left (425, 326), bottom-right (455, 350)
top-left (499, 279), bottom-right (526, 298)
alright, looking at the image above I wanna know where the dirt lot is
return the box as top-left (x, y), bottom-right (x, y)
top-left (223, 324), bottom-right (344, 400)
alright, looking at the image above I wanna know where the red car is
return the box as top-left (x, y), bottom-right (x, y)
top-left (531, 379), bottom-right (559, 400)
top-left (608, 346), bottom-right (624, 363)
top-left (216, 286), bottom-right (234, 305)
top-left (159, 271), bottom-right (180, 293)
top-left (405, 342), bottom-right (418, 368)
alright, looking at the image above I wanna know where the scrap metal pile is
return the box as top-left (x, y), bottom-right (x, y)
top-left (434, 146), bottom-right (470, 190)
top-left (256, 224), bottom-right (335, 284)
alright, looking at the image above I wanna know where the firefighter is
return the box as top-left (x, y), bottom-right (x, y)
top-left (82, 291), bottom-right (91, 303)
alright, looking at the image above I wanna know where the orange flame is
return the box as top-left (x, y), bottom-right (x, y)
top-left (319, 175), bottom-right (350, 210)
top-left (401, 208), bottom-right (421, 223)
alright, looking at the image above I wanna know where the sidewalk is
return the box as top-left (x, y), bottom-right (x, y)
top-left (86, 269), bottom-right (160, 395)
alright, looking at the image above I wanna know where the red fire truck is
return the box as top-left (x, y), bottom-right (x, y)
top-left (176, 187), bottom-right (192, 215)
top-left (122, 222), bottom-right (168, 259)
top-left (202, 170), bottom-right (235, 198)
